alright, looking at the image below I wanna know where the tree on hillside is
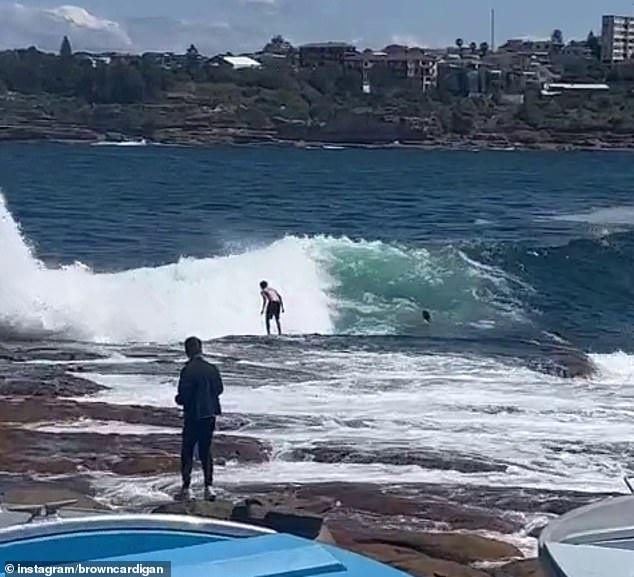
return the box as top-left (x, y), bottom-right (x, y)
top-left (587, 31), bottom-right (602, 60)
top-left (451, 109), bottom-right (474, 134)
top-left (55, 36), bottom-right (78, 94)
top-left (108, 61), bottom-right (145, 103)
top-left (186, 44), bottom-right (200, 66)
top-left (516, 93), bottom-right (544, 128)
top-left (551, 29), bottom-right (564, 54)
top-left (59, 36), bottom-right (72, 59)
top-left (139, 57), bottom-right (170, 99)
top-left (304, 63), bottom-right (338, 95)
top-left (558, 55), bottom-right (608, 82)
top-left (552, 29), bottom-right (564, 43)
top-left (455, 38), bottom-right (464, 58)
top-left (263, 35), bottom-right (293, 54)
top-left (607, 60), bottom-right (634, 82)
top-left (185, 44), bottom-right (203, 79)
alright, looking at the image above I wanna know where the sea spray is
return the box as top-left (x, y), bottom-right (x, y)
top-left (0, 192), bottom-right (529, 342)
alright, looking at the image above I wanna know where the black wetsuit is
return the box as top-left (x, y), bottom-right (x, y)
top-left (175, 355), bottom-right (223, 488)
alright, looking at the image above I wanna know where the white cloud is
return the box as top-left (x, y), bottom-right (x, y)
top-left (0, 0), bottom-right (590, 56)
top-left (124, 16), bottom-right (259, 55)
top-left (0, 2), bottom-right (274, 54)
top-left (0, 1), bottom-right (444, 56)
top-left (0, 3), bottom-right (133, 51)
top-left (49, 5), bottom-right (116, 30)
top-left (390, 34), bottom-right (429, 49)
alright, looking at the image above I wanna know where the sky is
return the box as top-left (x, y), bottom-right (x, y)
top-left (0, 1), bottom-right (633, 55)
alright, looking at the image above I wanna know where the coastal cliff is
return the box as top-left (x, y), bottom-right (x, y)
top-left (2, 80), bottom-right (634, 150)
top-left (2, 39), bottom-right (634, 150)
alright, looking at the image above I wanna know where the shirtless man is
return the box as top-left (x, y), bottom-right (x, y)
top-left (259, 280), bottom-right (284, 335)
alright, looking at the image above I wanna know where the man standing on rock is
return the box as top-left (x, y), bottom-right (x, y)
top-left (175, 336), bottom-right (223, 501)
top-left (259, 280), bottom-right (285, 335)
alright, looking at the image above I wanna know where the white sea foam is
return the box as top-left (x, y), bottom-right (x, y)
top-left (76, 373), bottom-right (179, 407)
top-left (22, 353), bottom-right (159, 366)
top-left (72, 345), bottom-right (634, 495)
top-left (20, 419), bottom-right (178, 435)
top-left (552, 206), bottom-right (634, 226)
top-left (589, 351), bottom-right (634, 382)
top-left (91, 139), bottom-right (148, 147)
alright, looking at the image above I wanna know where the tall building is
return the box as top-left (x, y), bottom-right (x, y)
top-left (601, 15), bottom-right (634, 63)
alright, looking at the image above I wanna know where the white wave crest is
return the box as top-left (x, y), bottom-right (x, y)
top-left (590, 351), bottom-right (634, 383)
top-left (0, 193), bottom-right (334, 342)
top-left (0, 191), bottom-right (527, 343)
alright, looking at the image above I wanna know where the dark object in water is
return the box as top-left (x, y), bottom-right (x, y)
top-left (422, 310), bottom-right (431, 323)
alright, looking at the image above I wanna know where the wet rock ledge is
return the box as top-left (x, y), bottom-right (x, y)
top-left (0, 362), bottom-right (610, 577)
top-left (0, 367), bottom-right (270, 476)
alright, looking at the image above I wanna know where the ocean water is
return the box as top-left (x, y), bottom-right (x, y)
top-left (2, 142), bottom-right (634, 499)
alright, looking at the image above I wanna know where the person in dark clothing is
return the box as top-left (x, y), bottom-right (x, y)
top-left (174, 336), bottom-right (223, 501)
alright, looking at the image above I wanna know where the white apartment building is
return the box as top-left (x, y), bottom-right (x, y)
top-left (602, 15), bottom-right (634, 63)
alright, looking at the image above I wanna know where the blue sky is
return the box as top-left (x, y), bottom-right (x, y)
top-left (1, 1), bottom-right (633, 54)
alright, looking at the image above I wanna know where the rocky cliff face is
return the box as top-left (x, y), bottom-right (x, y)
top-left (2, 92), bottom-right (634, 150)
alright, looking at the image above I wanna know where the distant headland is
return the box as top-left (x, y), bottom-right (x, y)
top-left (2, 24), bottom-right (634, 150)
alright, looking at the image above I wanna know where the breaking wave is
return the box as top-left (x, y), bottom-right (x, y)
top-left (0, 193), bottom-right (528, 343)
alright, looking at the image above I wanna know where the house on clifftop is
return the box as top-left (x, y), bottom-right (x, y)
top-left (345, 45), bottom-right (439, 94)
top-left (210, 55), bottom-right (262, 70)
top-left (299, 42), bottom-right (357, 67)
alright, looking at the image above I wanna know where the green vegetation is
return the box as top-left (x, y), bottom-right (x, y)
top-left (518, 87), bottom-right (634, 134)
top-left (0, 38), bottom-right (485, 138)
top-left (586, 32), bottom-right (602, 60)
top-left (0, 35), bottom-right (633, 147)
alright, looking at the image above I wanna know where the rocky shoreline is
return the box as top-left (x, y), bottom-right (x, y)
top-left (0, 347), bottom-right (616, 577)
top-left (3, 128), bottom-right (634, 153)
top-left (0, 473), bottom-right (611, 577)
top-left (1, 93), bottom-right (634, 152)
